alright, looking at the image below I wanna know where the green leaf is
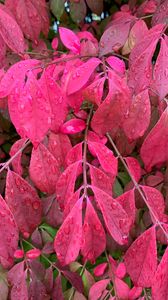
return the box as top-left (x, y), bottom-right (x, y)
top-left (50, 0), bottom-right (65, 20)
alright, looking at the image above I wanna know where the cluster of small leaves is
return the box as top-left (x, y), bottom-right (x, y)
top-left (0, 0), bottom-right (168, 299)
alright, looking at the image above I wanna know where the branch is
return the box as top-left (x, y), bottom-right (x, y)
top-left (106, 133), bottom-right (168, 240)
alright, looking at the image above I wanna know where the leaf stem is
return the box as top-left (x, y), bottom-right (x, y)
top-left (0, 139), bottom-right (30, 175)
top-left (106, 133), bottom-right (168, 240)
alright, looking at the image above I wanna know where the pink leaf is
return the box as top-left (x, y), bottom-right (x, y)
top-left (116, 190), bottom-right (135, 227)
top-left (81, 199), bottom-right (106, 263)
top-left (60, 119), bottom-right (86, 134)
top-left (9, 138), bottom-right (27, 176)
top-left (89, 164), bottom-right (113, 195)
top-left (63, 189), bottom-right (81, 219)
top-left (88, 142), bottom-right (118, 182)
top-left (59, 27), bottom-right (80, 54)
top-left (65, 142), bottom-right (83, 166)
top-left (114, 277), bottom-right (130, 300)
top-left (115, 262), bottom-right (126, 279)
top-left (92, 186), bottom-right (131, 245)
top-left (0, 4), bottom-right (25, 54)
top-left (88, 279), bottom-right (110, 300)
top-left (99, 15), bottom-right (135, 56)
top-left (153, 37), bottom-right (168, 100)
top-left (93, 263), bottom-right (108, 277)
top-left (91, 71), bottom-right (131, 137)
top-left (5, 170), bottom-right (42, 237)
top-left (29, 143), bottom-right (60, 194)
top-left (14, 249), bottom-right (24, 259)
top-left (0, 59), bottom-right (39, 98)
top-left (56, 161), bottom-right (81, 210)
top-left (67, 58), bottom-right (101, 95)
top-left (124, 226), bottom-right (157, 287)
top-left (8, 72), bottom-right (51, 147)
top-left (26, 248), bottom-right (41, 259)
top-left (124, 157), bottom-right (142, 182)
top-left (152, 0), bottom-right (168, 26)
top-left (123, 89), bottom-right (151, 141)
top-left (152, 246), bottom-right (168, 300)
top-left (54, 198), bottom-right (83, 265)
top-left (0, 194), bottom-right (18, 268)
top-left (8, 261), bottom-right (28, 300)
top-left (52, 274), bottom-right (64, 300)
top-left (140, 107), bottom-right (168, 171)
top-left (43, 195), bottom-right (62, 227)
top-left (141, 185), bottom-right (165, 223)
top-left (82, 76), bottom-right (105, 106)
top-left (106, 56), bottom-right (126, 74)
top-left (128, 286), bottom-right (143, 300)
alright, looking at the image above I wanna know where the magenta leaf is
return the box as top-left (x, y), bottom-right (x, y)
top-left (8, 261), bottom-right (28, 300)
top-left (59, 26), bottom-right (80, 54)
top-left (81, 199), bottom-right (106, 263)
top-left (106, 56), bottom-right (126, 74)
top-left (5, 170), bottom-right (42, 237)
top-left (114, 277), bottom-right (130, 299)
top-left (152, 246), bottom-right (168, 300)
top-left (0, 194), bottom-right (19, 269)
top-left (9, 138), bottom-right (27, 176)
top-left (123, 89), bottom-right (151, 141)
top-left (54, 198), bottom-right (83, 265)
top-left (42, 195), bottom-right (63, 227)
top-left (82, 76), bottom-right (105, 106)
top-left (140, 107), bottom-right (168, 171)
top-left (62, 270), bottom-right (84, 293)
top-left (124, 226), bottom-right (157, 287)
top-left (29, 143), bottom-right (60, 194)
top-left (89, 164), bottom-right (113, 195)
top-left (60, 119), bottom-right (86, 134)
top-left (52, 274), bottom-right (64, 300)
top-left (152, 0), bottom-right (168, 26)
top-left (124, 157), bottom-right (142, 182)
top-left (67, 58), bottom-right (101, 95)
top-left (92, 186), bottom-right (131, 245)
top-left (116, 189), bottom-right (135, 227)
top-left (88, 279), bottom-right (110, 300)
top-left (65, 142), bottom-right (83, 166)
top-left (93, 263), bottom-right (108, 277)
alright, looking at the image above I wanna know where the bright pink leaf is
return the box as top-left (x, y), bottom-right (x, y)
top-left (26, 249), bottom-right (41, 259)
top-left (140, 107), bottom-right (168, 171)
top-left (81, 199), bottom-right (106, 263)
top-left (54, 198), bottom-right (83, 265)
top-left (89, 164), bottom-right (113, 195)
top-left (153, 37), bottom-right (168, 100)
top-left (123, 89), bottom-right (151, 141)
top-left (128, 286), bottom-right (143, 300)
top-left (14, 249), bottom-right (24, 259)
top-left (152, 246), bottom-right (168, 300)
top-left (29, 143), bottom-right (60, 194)
top-left (88, 279), bottom-right (110, 300)
top-left (92, 186), bottom-right (131, 245)
top-left (141, 185), bottom-right (165, 223)
top-left (88, 142), bottom-right (118, 182)
top-left (124, 157), bottom-right (142, 182)
top-left (60, 119), bottom-right (86, 134)
top-left (115, 262), bottom-right (126, 279)
top-left (82, 76), bottom-right (105, 106)
top-left (0, 194), bottom-right (18, 268)
top-left (124, 226), bottom-right (157, 287)
top-left (5, 170), bottom-right (42, 237)
top-left (0, 4), bottom-right (25, 54)
top-left (9, 138), bottom-right (27, 176)
top-left (59, 27), bottom-right (81, 54)
top-left (114, 277), bottom-right (130, 299)
top-left (116, 190), bottom-right (135, 227)
top-left (106, 56), bottom-right (125, 74)
top-left (65, 142), bottom-right (83, 166)
top-left (93, 263), bottom-right (108, 277)
top-left (99, 15), bottom-right (135, 56)
top-left (0, 59), bottom-right (39, 98)
top-left (67, 58), bottom-right (101, 95)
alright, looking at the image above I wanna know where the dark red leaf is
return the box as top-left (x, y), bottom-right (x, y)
top-left (52, 274), bottom-right (64, 300)
top-left (62, 270), bottom-right (84, 293)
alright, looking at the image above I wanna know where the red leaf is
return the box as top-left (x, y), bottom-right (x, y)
top-left (92, 186), bottom-right (131, 245)
top-left (124, 157), bottom-right (142, 182)
top-left (89, 164), bottom-right (113, 195)
top-left (88, 142), bottom-right (118, 182)
top-left (116, 189), bottom-right (135, 228)
top-left (52, 274), bottom-right (64, 300)
top-left (54, 198), bottom-right (83, 265)
top-left (9, 138), bottom-right (27, 176)
top-left (91, 71), bottom-right (131, 137)
top-left (56, 161), bottom-right (81, 210)
top-left (8, 261), bottom-right (28, 300)
top-left (99, 15), bottom-right (135, 56)
top-left (0, 59), bottom-right (39, 98)
top-left (29, 143), bottom-right (60, 194)
top-left (42, 195), bottom-right (63, 227)
top-left (88, 279), bottom-right (110, 300)
top-left (8, 72), bottom-right (51, 147)
top-left (65, 142), bottom-right (83, 166)
top-left (60, 119), bottom-right (86, 134)
top-left (63, 189), bottom-right (81, 219)
top-left (124, 226), bottom-right (157, 287)
top-left (47, 132), bottom-right (72, 171)
top-left (67, 58), bottom-right (101, 95)
top-left (0, 4), bottom-right (25, 54)
top-left (62, 270), bottom-right (84, 293)
top-left (59, 27), bottom-right (80, 54)
top-left (123, 89), bottom-right (151, 141)
top-left (5, 170), bottom-right (42, 237)
top-left (128, 24), bottom-right (164, 94)
top-left (141, 185), bottom-right (165, 223)
top-left (140, 107), bottom-right (168, 171)
top-left (82, 76), bottom-right (105, 106)
top-left (152, 246), bottom-right (168, 300)
top-left (153, 37), bottom-right (168, 100)
top-left (0, 194), bottom-right (18, 268)
top-left (81, 199), bottom-right (106, 263)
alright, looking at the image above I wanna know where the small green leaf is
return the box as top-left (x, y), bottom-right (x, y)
top-left (50, 0), bottom-right (65, 20)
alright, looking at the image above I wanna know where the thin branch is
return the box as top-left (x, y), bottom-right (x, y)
top-left (106, 133), bottom-right (168, 240)
top-left (0, 139), bottom-right (31, 174)
top-left (140, 14), bottom-right (153, 20)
